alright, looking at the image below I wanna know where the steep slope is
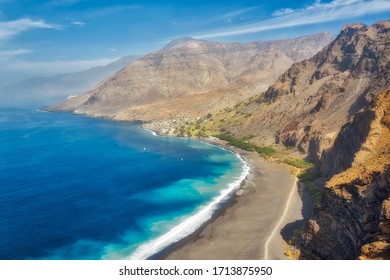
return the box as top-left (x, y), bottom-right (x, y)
top-left (300, 91), bottom-right (390, 259)
top-left (224, 21), bottom-right (389, 161)
top-left (1, 56), bottom-right (139, 107)
top-left (46, 33), bottom-right (333, 121)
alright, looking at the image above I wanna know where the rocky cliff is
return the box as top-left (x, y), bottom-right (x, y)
top-left (46, 33), bottom-right (333, 121)
top-left (223, 21), bottom-right (389, 161)
top-left (300, 91), bottom-right (390, 259)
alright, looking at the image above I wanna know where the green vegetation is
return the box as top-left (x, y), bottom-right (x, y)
top-left (284, 158), bottom-right (315, 168)
top-left (216, 133), bottom-right (276, 157)
top-left (298, 169), bottom-right (322, 206)
top-left (255, 146), bottom-right (277, 157)
top-left (216, 133), bottom-right (256, 151)
top-left (298, 170), bottom-right (320, 181)
top-left (288, 228), bottom-right (301, 245)
top-left (242, 135), bottom-right (255, 141)
top-left (173, 93), bottom-right (265, 138)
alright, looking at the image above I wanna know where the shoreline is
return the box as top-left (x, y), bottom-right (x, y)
top-left (128, 133), bottom-right (250, 260)
top-left (151, 136), bottom-right (304, 260)
top-left (35, 110), bottom-right (305, 260)
top-left (161, 138), bottom-right (302, 260)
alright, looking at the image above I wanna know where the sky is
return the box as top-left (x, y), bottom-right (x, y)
top-left (0, 0), bottom-right (389, 86)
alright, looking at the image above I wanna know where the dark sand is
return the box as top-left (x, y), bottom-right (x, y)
top-left (160, 143), bottom-right (302, 260)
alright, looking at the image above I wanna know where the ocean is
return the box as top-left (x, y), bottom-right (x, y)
top-left (0, 108), bottom-right (248, 260)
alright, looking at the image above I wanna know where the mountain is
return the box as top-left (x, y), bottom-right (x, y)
top-left (192, 21), bottom-right (388, 259)
top-left (161, 37), bottom-right (205, 50)
top-left (46, 32), bottom-right (334, 120)
top-left (300, 91), bottom-right (390, 259)
top-left (0, 55), bottom-right (139, 107)
top-left (220, 21), bottom-right (389, 161)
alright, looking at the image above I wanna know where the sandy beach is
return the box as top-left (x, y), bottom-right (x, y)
top-left (159, 142), bottom-right (305, 260)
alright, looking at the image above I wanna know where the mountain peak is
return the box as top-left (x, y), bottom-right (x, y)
top-left (162, 37), bottom-right (205, 50)
top-left (341, 22), bottom-right (368, 35)
top-left (372, 20), bottom-right (390, 29)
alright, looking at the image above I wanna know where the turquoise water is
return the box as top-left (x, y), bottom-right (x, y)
top-left (0, 108), bottom-right (248, 260)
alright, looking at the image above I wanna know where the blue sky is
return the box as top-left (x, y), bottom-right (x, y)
top-left (0, 0), bottom-right (389, 85)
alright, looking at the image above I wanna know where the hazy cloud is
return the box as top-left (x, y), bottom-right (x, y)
top-left (71, 20), bottom-right (86, 27)
top-left (272, 8), bottom-right (294, 16)
top-left (8, 58), bottom-right (117, 72)
top-left (214, 6), bottom-right (259, 22)
top-left (0, 48), bottom-right (32, 60)
top-left (196, 0), bottom-right (390, 39)
top-left (0, 57), bottom-right (117, 86)
top-left (0, 18), bottom-right (58, 41)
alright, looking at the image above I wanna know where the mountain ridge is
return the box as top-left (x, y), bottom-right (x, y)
top-left (46, 32), bottom-right (334, 121)
top-left (219, 21), bottom-right (389, 161)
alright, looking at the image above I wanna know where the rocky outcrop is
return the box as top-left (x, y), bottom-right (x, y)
top-left (225, 21), bottom-right (389, 161)
top-left (300, 91), bottom-right (390, 259)
top-left (46, 33), bottom-right (333, 121)
top-left (319, 100), bottom-right (377, 176)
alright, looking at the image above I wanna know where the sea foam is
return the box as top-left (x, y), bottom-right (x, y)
top-left (128, 152), bottom-right (250, 260)
top-left (143, 128), bottom-right (157, 136)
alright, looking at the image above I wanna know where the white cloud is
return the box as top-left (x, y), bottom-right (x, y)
top-left (217, 7), bottom-right (259, 21)
top-left (272, 8), bottom-right (294, 16)
top-left (66, 17), bottom-right (86, 27)
top-left (0, 18), bottom-right (58, 41)
top-left (0, 49), bottom-right (32, 60)
top-left (195, 0), bottom-right (390, 39)
top-left (203, 6), bottom-right (259, 25)
top-left (0, 18), bottom-right (58, 65)
top-left (71, 20), bottom-right (86, 27)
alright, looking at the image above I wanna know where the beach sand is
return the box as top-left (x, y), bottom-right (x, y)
top-left (160, 144), bottom-right (304, 260)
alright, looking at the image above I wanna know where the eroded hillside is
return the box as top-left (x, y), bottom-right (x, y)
top-left (46, 33), bottom-right (333, 122)
top-left (221, 21), bottom-right (389, 162)
top-left (300, 91), bottom-right (390, 259)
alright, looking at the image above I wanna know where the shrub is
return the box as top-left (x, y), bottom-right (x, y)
top-left (216, 134), bottom-right (276, 157)
top-left (298, 170), bottom-right (320, 181)
top-left (255, 146), bottom-right (277, 157)
top-left (284, 158), bottom-right (314, 168)
top-left (298, 170), bottom-right (322, 206)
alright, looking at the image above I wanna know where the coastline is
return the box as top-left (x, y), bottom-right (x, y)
top-left (153, 137), bottom-right (303, 260)
top-left (128, 133), bottom-right (250, 260)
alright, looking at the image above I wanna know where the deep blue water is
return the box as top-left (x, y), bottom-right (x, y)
top-left (0, 108), bottom-right (246, 260)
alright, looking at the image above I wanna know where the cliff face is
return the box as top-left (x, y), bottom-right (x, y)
top-left (225, 21), bottom-right (389, 161)
top-left (301, 91), bottom-right (390, 259)
top-left (46, 33), bottom-right (333, 121)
